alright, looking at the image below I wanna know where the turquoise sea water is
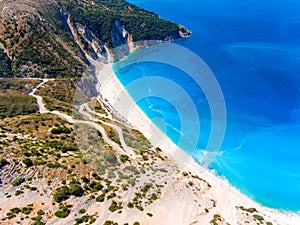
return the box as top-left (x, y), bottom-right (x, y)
top-left (113, 0), bottom-right (300, 211)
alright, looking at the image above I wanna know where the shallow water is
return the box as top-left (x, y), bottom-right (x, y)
top-left (114, 0), bottom-right (300, 211)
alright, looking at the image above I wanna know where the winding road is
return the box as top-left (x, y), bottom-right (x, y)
top-left (29, 79), bottom-right (135, 157)
top-left (79, 103), bottom-right (136, 157)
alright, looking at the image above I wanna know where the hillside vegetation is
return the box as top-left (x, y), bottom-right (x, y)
top-left (61, 0), bottom-right (183, 46)
top-left (0, 0), bottom-right (86, 78)
top-left (0, 94), bottom-right (38, 118)
top-left (0, 49), bottom-right (13, 77)
top-left (0, 0), bottom-right (188, 78)
top-left (0, 79), bottom-right (40, 118)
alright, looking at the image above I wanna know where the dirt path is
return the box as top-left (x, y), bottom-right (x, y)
top-left (80, 103), bottom-right (136, 157)
top-left (29, 79), bottom-right (135, 157)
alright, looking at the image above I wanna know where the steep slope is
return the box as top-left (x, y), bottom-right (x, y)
top-left (0, 49), bottom-right (13, 77)
top-left (0, 0), bottom-right (190, 78)
top-left (0, 0), bottom-right (86, 78)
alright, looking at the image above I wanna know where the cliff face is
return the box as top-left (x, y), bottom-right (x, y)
top-left (110, 19), bottom-right (191, 61)
top-left (110, 19), bottom-right (152, 61)
top-left (64, 13), bottom-right (110, 64)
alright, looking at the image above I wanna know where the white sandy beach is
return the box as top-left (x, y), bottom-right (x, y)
top-left (96, 62), bottom-right (300, 225)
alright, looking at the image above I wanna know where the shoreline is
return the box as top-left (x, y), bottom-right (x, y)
top-left (96, 62), bottom-right (300, 224)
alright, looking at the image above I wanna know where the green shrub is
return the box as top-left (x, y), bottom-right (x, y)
top-left (78, 208), bottom-right (86, 214)
top-left (47, 162), bottom-right (61, 168)
top-left (136, 206), bottom-right (144, 211)
top-left (127, 202), bottom-right (134, 208)
top-left (32, 215), bottom-right (42, 221)
top-left (10, 207), bottom-right (21, 214)
top-left (182, 172), bottom-right (189, 177)
top-left (103, 221), bottom-right (118, 225)
top-left (54, 205), bottom-right (71, 218)
top-left (238, 206), bottom-right (258, 213)
top-left (15, 190), bottom-right (24, 196)
top-left (34, 158), bottom-right (47, 166)
top-left (81, 176), bottom-right (90, 183)
top-left (21, 206), bottom-right (33, 215)
top-left (106, 185), bottom-right (114, 192)
top-left (108, 201), bottom-right (122, 212)
top-left (37, 210), bottom-right (45, 215)
top-left (50, 126), bottom-right (71, 135)
top-left (253, 214), bottom-right (264, 220)
top-left (96, 194), bottom-right (106, 202)
top-left (6, 211), bottom-right (16, 219)
top-left (69, 183), bottom-right (84, 197)
top-left (92, 172), bottom-right (101, 180)
top-left (141, 183), bottom-right (152, 193)
top-left (108, 129), bottom-right (121, 145)
top-left (88, 181), bottom-right (103, 192)
top-left (33, 221), bottom-right (45, 225)
top-left (150, 193), bottom-right (158, 201)
top-left (75, 215), bottom-right (90, 224)
top-left (142, 154), bottom-right (148, 161)
top-left (53, 186), bottom-right (70, 202)
top-left (107, 193), bottom-right (116, 200)
top-left (22, 158), bottom-right (33, 167)
top-left (120, 155), bottom-right (129, 163)
top-left (12, 178), bottom-right (25, 186)
top-left (246, 207), bottom-right (257, 213)
top-left (53, 183), bottom-right (84, 202)
top-left (61, 145), bottom-right (78, 153)
top-left (30, 149), bottom-right (41, 156)
top-left (0, 158), bottom-right (9, 168)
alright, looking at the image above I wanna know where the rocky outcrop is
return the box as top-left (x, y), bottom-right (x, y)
top-left (74, 22), bottom-right (110, 63)
top-left (68, 17), bottom-right (191, 63)
top-left (178, 24), bottom-right (192, 38)
top-left (110, 19), bottom-right (191, 61)
top-left (110, 19), bottom-right (151, 60)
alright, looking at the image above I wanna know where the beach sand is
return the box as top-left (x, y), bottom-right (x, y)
top-left (97, 63), bottom-right (300, 225)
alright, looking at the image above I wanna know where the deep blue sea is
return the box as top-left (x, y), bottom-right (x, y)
top-left (113, 0), bottom-right (300, 211)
